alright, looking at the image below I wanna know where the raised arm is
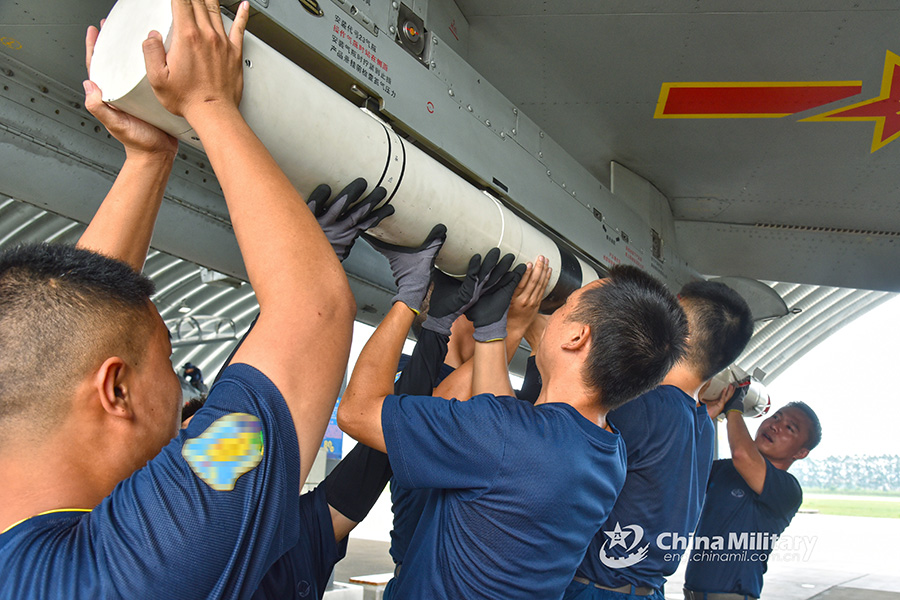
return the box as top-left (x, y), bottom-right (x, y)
top-left (339, 304), bottom-right (414, 453)
top-left (76, 24), bottom-right (178, 272)
top-left (703, 381), bottom-right (769, 492)
top-left (324, 442), bottom-right (393, 542)
top-left (724, 396), bottom-right (767, 494)
top-left (506, 256), bottom-right (551, 350)
top-left (524, 313), bottom-right (550, 357)
top-left (142, 0), bottom-right (354, 485)
top-left (210, 303), bottom-right (393, 544)
top-left (516, 312), bottom-right (549, 399)
top-left (467, 259), bottom-right (526, 397)
top-left (434, 256), bottom-right (549, 400)
top-left (337, 226), bottom-right (446, 451)
top-left (396, 328), bottom-right (450, 395)
top-left (324, 325), bottom-right (449, 541)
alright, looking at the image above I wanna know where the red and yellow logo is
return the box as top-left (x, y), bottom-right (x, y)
top-left (655, 51), bottom-right (900, 152)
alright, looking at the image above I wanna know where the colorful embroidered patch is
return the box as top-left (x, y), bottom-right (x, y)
top-left (182, 413), bottom-right (264, 491)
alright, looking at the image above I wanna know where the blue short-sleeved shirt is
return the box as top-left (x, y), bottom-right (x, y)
top-left (0, 364), bottom-right (300, 600)
top-left (382, 393), bottom-right (627, 600)
top-left (388, 356), bottom-right (455, 565)
top-left (573, 385), bottom-right (715, 590)
top-left (684, 458), bottom-right (802, 598)
top-left (252, 485), bottom-right (347, 600)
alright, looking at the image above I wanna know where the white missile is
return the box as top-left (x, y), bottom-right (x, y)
top-left (90, 0), bottom-right (600, 304)
top-left (701, 367), bottom-right (772, 419)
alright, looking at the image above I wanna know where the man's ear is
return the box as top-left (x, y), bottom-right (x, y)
top-left (793, 447), bottom-right (810, 461)
top-left (561, 322), bottom-right (591, 352)
top-left (95, 356), bottom-right (134, 419)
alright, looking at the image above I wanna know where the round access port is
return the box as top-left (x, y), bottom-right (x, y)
top-left (402, 21), bottom-right (421, 43)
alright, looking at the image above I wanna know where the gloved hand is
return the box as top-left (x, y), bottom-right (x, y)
top-left (364, 224), bottom-right (447, 312)
top-left (307, 178), bottom-right (395, 261)
top-left (422, 248), bottom-right (514, 336)
top-left (467, 262), bottom-right (528, 342)
top-left (723, 381), bottom-right (750, 414)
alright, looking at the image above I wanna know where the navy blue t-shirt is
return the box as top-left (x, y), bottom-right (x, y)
top-left (252, 485), bottom-right (347, 600)
top-left (684, 458), bottom-right (802, 598)
top-left (382, 393), bottom-right (627, 600)
top-left (388, 355), bottom-right (455, 565)
top-left (574, 385), bottom-right (715, 590)
top-left (0, 364), bottom-right (300, 599)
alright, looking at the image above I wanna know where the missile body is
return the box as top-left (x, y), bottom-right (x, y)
top-left (90, 0), bottom-right (600, 304)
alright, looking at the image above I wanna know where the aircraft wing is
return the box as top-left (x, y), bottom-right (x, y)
top-left (453, 1), bottom-right (900, 292)
top-left (0, 0), bottom-right (896, 381)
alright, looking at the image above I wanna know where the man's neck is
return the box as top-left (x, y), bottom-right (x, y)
top-left (535, 378), bottom-right (609, 431)
top-left (661, 363), bottom-right (705, 400)
top-left (0, 440), bottom-right (107, 533)
top-left (758, 451), bottom-right (795, 472)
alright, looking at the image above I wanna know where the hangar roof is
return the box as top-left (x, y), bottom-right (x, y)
top-left (1, 196), bottom-right (893, 385)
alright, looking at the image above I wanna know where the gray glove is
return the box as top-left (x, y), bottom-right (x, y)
top-left (467, 262), bottom-right (527, 342)
top-left (422, 248), bottom-right (515, 336)
top-left (364, 224), bottom-right (447, 312)
top-left (307, 178), bottom-right (395, 261)
top-left (724, 380), bottom-right (750, 414)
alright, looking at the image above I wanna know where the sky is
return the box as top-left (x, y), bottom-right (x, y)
top-left (344, 295), bottom-right (900, 460)
top-left (745, 295), bottom-right (900, 458)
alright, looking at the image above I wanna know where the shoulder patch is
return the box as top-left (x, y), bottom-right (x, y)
top-left (182, 413), bottom-right (264, 491)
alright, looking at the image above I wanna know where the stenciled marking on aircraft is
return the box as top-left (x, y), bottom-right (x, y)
top-left (0, 37), bottom-right (23, 51)
top-left (655, 50), bottom-right (900, 152)
top-left (654, 81), bottom-right (862, 119)
top-left (801, 51), bottom-right (900, 152)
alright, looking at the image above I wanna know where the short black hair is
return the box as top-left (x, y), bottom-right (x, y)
top-left (0, 243), bottom-right (156, 433)
top-left (784, 401), bottom-right (822, 450)
top-left (181, 397), bottom-right (207, 422)
top-left (569, 265), bottom-right (689, 411)
top-left (678, 280), bottom-right (754, 381)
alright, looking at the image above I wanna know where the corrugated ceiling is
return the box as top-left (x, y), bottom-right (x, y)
top-left (1, 197), bottom-right (893, 386)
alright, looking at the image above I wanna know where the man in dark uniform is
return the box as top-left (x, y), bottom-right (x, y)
top-left (684, 400), bottom-right (822, 600)
top-left (338, 225), bottom-right (689, 600)
top-left (383, 257), bottom-right (551, 598)
top-left (564, 281), bottom-right (754, 600)
top-left (0, 3), bottom-right (363, 597)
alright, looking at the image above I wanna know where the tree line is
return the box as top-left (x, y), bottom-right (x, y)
top-left (792, 454), bottom-right (900, 493)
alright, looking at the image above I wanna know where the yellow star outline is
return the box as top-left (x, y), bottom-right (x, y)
top-left (803, 50), bottom-right (900, 152)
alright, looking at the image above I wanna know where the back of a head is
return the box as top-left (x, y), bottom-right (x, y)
top-left (0, 244), bottom-right (156, 439)
top-left (784, 401), bottom-right (822, 451)
top-left (678, 280), bottom-right (754, 382)
top-left (570, 265), bottom-right (689, 411)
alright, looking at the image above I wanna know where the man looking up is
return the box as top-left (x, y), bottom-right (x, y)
top-left (565, 281), bottom-right (754, 599)
top-left (0, 2), bottom-right (357, 597)
top-left (684, 400), bottom-right (821, 600)
top-left (383, 258), bottom-right (551, 594)
top-left (338, 235), bottom-right (689, 600)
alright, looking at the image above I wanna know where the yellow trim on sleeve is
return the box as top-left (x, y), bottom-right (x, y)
top-left (1, 508), bottom-right (91, 535)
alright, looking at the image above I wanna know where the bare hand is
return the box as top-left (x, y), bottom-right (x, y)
top-left (701, 383), bottom-right (735, 420)
top-left (85, 24), bottom-right (178, 158)
top-left (507, 255), bottom-right (552, 336)
top-left (142, 0), bottom-right (250, 121)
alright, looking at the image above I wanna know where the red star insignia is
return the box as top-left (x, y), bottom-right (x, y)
top-left (803, 50), bottom-right (900, 152)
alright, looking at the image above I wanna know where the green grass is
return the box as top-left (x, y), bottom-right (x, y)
top-left (800, 497), bottom-right (900, 519)
top-left (801, 487), bottom-right (900, 498)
